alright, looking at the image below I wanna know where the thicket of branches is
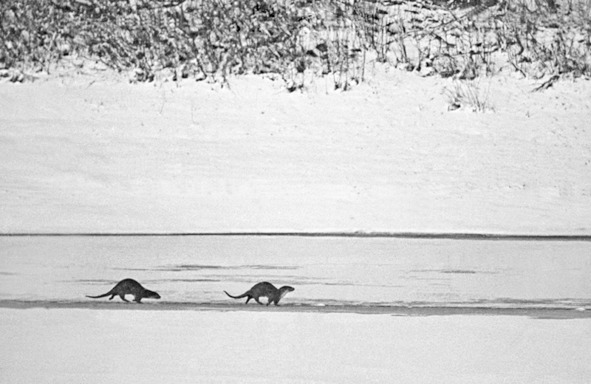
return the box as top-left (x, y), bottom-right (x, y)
top-left (1, 0), bottom-right (589, 88)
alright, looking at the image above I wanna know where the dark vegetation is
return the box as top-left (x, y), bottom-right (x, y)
top-left (1, 0), bottom-right (589, 89)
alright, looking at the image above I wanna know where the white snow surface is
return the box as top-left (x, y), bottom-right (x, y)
top-left (1, 69), bottom-right (590, 234)
top-left (2, 308), bottom-right (590, 384)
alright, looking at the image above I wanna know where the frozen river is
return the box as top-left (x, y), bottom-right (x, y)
top-left (1, 235), bottom-right (590, 309)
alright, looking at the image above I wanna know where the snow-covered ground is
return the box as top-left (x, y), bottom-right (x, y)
top-left (1, 68), bottom-right (590, 234)
top-left (2, 308), bottom-right (590, 384)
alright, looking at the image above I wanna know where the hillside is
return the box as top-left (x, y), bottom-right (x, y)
top-left (1, 65), bottom-right (590, 234)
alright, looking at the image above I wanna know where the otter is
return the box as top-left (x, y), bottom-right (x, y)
top-left (86, 278), bottom-right (161, 303)
top-left (224, 282), bottom-right (294, 306)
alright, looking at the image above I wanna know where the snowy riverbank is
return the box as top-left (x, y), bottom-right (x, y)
top-left (1, 69), bottom-right (590, 234)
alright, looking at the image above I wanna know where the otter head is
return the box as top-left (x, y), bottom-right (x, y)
top-left (145, 290), bottom-right (161, 300)
top-left (278, 286), bottom-right (295, 299)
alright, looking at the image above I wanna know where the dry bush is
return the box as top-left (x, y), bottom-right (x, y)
top-left (351, 0), bottom-right (590, 81)
top-left (1, 0), bottom-right (589, 87)
top-left (1, 0), bottom-right (85, 74)
top-left (444, 79), bottom-right (494, 112)
top-left (0, 0), bottom-right (369, 88)
top-left (501, 0), bottom-right (591, 79)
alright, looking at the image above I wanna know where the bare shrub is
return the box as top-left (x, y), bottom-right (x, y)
top-left (1, 0), bottom-right (589, 88)
top-left (495, 0), bottom-right (591, 79)
top-left (444, 79), bottom-right (494, 112)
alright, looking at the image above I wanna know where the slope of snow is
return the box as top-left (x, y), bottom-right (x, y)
top-left (1, 68), bottom-right (590, 233)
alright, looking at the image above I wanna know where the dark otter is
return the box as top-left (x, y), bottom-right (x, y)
top-left (224, 282), bottom-right (294, 306)
top-left (86, 278), bottom-right (161, 303)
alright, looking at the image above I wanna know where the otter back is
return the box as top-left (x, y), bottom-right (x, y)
top-left (86, 278), bottom-right (161, 303)
top-left (224, 282), bottom-right (294, 306)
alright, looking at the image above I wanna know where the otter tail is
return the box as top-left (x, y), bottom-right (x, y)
top-left (224, 290), bottom-right (249, 300)
top-left (86, 292), bottom-right (111, 299)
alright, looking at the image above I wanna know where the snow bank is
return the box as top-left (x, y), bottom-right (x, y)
top-left (1, 308), bottom-right (590, 383)
top-left (1, 70), bottom-right (590, 234)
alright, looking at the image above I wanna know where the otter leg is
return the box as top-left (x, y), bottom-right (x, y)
top-left (254, 297), bottom-right (263, 305)
top-left (134, 297), bottom-right (143, 303)
top-left (245, 296), bottom-right (252, 304)
top-left (109, 294), bottom-right (115, 300)
top-left (119, 294), bottom-right (129, 302)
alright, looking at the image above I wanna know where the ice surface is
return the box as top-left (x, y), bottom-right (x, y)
top-left (1, 236), bottom-right (589, 309)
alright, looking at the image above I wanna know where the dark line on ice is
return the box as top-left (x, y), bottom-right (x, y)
top-left (1, 232), bottom-right (590, 241)
top-left (1, 300), bottom-right (589, 319)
